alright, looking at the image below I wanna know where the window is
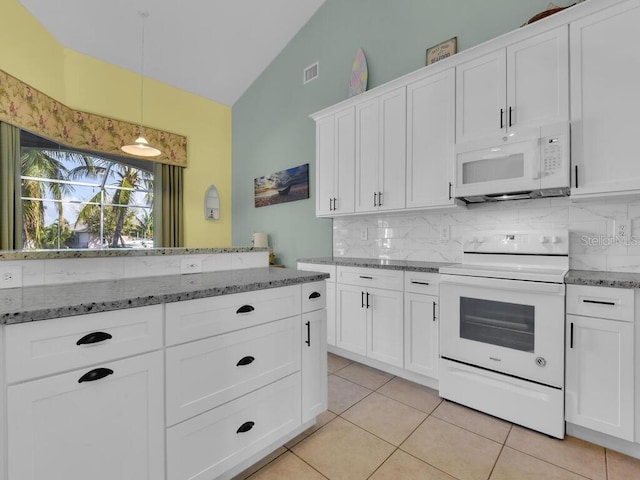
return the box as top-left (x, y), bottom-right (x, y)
top-left (20, 131), bottom-right (155, 250)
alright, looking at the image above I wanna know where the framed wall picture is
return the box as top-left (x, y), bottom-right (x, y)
top-left (254, 163), bottom-right (309, 208)
top-left (426, 37), bottom-right (457, 65)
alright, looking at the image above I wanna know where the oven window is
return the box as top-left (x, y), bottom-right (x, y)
top-left (460, 297), bottom-right (534, 352)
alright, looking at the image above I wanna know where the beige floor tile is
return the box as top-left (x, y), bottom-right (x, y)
top-left (401, 416), bottom-right (502, 480)
top-left (285, 410), bottom-right (336, 449)
top-left (433, 400), bottom-right (512, 444)
top-left (490, 447), bottom-right (587, 480)
top-left (342, 392), bottom-right (427, 446)
top-left (334, 362), bottom-right (394, 390)
top-left (606, 449), bottom-right (640, 480)
top-left (231, 447), bottom-right (287, 480)
top-left (245, 452), bottom-right (325, 480)
top-left (327, 353), bottom-right (352, 373)
top-left (377, 376), bottom-right (443, 414)
top-left (292, 416), bottom-right (395, 480)
top-left (506, 426), bottom-right (606, 480)
top-left (327, 374), bottom-right (371, 414)
top-left (369, 449), bottom-right (456, 480)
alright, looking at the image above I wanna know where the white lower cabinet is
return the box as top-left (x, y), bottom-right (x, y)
top-left (565, 284), bottom-right (635, 441)
top-left (566, 314), bottom-right (635, 441)
top-left (302, 308), bottom-right (328, 423)
top-left (7, 350), bottom-right (165, 480)
top-left (336, 267), bottom-right (404, 368)
top-left (404, 292), bottom-right (439, 379)
top-left (167, 373), bottom-right (301, 480)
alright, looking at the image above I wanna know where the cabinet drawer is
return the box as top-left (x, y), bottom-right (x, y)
top-left (297, 262), bottom-right (336, 282)
top-left (5, 305), bottom-right (163, 383)
top-left (165, 285), bottom-right (301, 346)
top-left (337, 266), bottom-right (403, 291)
top-left (404, 271), bottom-right (440, 295)
top-left (166, 316), bottom-right (300, 425)
top-left (302, 281), bottom-right (326, 313)
top-left (167, 373), bottom-right (301, 480)
top-left (566, 285), bottom-right (634, 322)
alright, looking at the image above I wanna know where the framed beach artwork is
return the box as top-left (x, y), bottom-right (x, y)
top-left (254, 163), bottom-right (309, 208)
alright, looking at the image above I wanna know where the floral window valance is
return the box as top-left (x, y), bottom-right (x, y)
top-left (0, 69), bottom-right (187, 167)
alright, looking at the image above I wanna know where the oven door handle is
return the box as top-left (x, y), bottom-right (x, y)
top-left (440, 274), bottom-right (565, 295)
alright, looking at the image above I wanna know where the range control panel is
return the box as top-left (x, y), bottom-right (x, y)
top-left (462, 230), bottom-right (569, 255)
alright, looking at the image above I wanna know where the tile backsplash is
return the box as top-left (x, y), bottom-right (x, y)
top-left (333, 197), bottom-right (640, 272)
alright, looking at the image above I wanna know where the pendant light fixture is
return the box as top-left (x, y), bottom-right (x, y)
top-left (121, 11), bottom-right (161, 158)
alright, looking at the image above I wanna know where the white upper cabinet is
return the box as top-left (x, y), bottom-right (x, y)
top-left (406, 68), bottom-right (456, 208)
top-left (570, 1), bottom-right (640, 198)
top-left (456, 26), bottom-right (569, 143)
top-left (355, 87), bottom-right (407, 213)
top-left (315, 108), bottom-right (355, 216)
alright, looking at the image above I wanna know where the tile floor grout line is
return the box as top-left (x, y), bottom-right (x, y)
top-left (486, 442), bottom-right (507, 480)
top-left (429, 407), bottom-right (511, 445)
top-left (287, 449), bottom-right (331, 480)
top-left (498, 444), bottom-right (598, 480)
top-left (364, 446), bottom-right (399, 480)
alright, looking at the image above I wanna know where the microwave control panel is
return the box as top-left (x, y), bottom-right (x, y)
top-left (539, 123), bottom-right (570, 190)
top-left (542, 136), bottom-right (563, 175)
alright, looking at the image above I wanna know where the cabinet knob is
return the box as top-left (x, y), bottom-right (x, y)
top-left (78, 368), bottom-right (114, 383)
top-left (76, 331), bottom-right (113, 346)
top-left (309, 291), bottom-right (321, 299)
top-left (236, 421), bottom-right (255, 434)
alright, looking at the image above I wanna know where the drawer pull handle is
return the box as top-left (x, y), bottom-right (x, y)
top-left (305, 321), bottom-right (311, 347)
top-left (411, 281), bottom-right (430, 286)
top-left (309, 291), bottom-right (321, 299)
top-left (78, 368), bottom-right (114, 384)
top-left (236, 356), bottom-right (255, 366)
top-left (76, 331), bottom-right (112, 346)
top-left (359, 275), bottom-right (373, 280)
top-left (236, 305), bottom-right (255, 314)
top-left (236, 421), bottom-right (255, 434)
top-left (582, 299), bottom-right (616, 306)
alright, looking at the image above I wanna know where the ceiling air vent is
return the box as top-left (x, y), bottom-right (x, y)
top-left (303, 62), bottom-right (319, 84)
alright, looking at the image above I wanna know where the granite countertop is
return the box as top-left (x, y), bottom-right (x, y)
top-left (0, 267), bottom-right (329, 325)
top-left (565, 270), bottom-right (640, 289)
top-left (298, 256), bottom-right (454, 273)
top-left (0, 246), bottom-right (266, 261)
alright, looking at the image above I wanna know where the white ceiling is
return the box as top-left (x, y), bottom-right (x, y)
top-left (18, 0), bottom-right (326, 106)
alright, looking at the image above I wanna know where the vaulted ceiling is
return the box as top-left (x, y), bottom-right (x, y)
top-left (18, 0), bottom-right (327, 106)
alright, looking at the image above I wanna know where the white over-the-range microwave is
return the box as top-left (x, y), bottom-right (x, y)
top-left (454, 123), bottom-right (570, 203)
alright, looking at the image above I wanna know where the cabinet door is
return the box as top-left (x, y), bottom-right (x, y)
top-left (366, 287), bottom-right (404, 368)
top-left (378, 87), bottom-right (407, 211)
top-left (7, 351), bottom-right (165, 480)
top-left (336, 284), bottom-right (367, 355)
top-left (406, 69), bottom-right (455, 208)
top-left (507, 26), bottom-right (569, 132)
top-left (404, 293), bottom-right (439, 379)
top-left (315, 115), bottom-right (335, 216)
top-left (302, 309), bottom-right (328, 423)
top-left (570, 2), bottom-right (640, 197)
top-left (326, 281), bottom-right (337, 346)
top-left (334, 108), bottom-right (356, 214)
top-left (456, 50), bottom-right (506, 143)
top-left (565, 314), bottom-right (634, 441)
top-left (355, 98), bottom-right (380, 212)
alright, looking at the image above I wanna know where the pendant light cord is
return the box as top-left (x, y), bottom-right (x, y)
top-left (138, 11), bottom-right (149, 129)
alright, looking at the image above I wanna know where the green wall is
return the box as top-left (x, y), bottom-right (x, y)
top-left (231, 0), bottom-right (567, 266)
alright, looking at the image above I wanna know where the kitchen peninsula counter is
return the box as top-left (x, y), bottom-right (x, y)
top-left (0, 267), bottom-right (329, 325)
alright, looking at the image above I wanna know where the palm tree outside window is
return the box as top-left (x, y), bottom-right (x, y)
top-left (20, 131), bottom-right (154, 250)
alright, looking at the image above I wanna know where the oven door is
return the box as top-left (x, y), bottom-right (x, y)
top-left (440, 274), bottom-right (565, 387)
